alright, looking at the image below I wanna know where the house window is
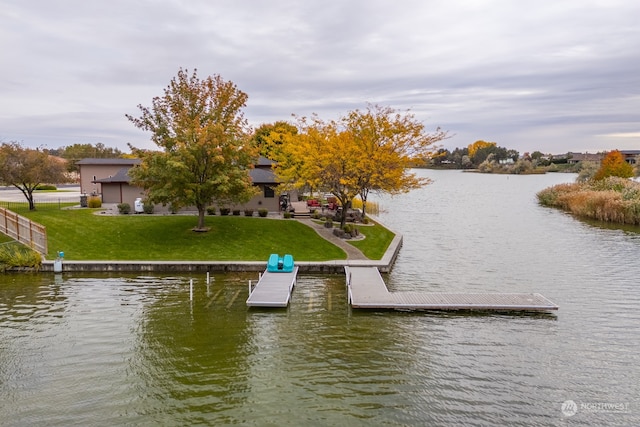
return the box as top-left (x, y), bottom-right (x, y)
top-left (264, 186), bottom-right (275, 198)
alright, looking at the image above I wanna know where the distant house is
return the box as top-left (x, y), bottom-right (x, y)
top-left (620, 150), bottom-right (640, 165)
top-left (76, 158), bottom-right (141, 196)
top-left (567, 152), bottom-right (605, 164)
top-left (77, 157), bottom-right (285, 212)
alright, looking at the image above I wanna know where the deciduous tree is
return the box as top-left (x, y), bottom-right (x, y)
top-left (594, 150), bottom-right (634, 180)
top-left (273, 106), bottom-right (448, 227)
top-left (126, 69), bottom-right (257, 231)
top-left (468, 140), bottom-right (496, 162)
top-left (252, 121), bottom-right (298, 160)
top-left (0, 142), bottom-right (69, 210)
top-left (343, 105), bottom-right (448, 220)
top-left (57, 143), bottom-right (124, 173)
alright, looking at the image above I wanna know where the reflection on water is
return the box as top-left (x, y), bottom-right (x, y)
top-left (1, 170), bottom-right (639, 426)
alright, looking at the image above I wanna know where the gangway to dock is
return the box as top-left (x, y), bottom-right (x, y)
top-left (346, 266), bottom-right (558, 312)
top-left (246, 267), bottom-right (298, 307)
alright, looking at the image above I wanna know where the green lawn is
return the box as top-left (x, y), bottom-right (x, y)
top-left (350, 222), bottom-right (396, 260)
top-left (17, 207), bottom-right (348, 261)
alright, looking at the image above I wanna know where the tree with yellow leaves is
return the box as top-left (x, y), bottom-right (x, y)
top-left (273, 106), bottom-right (448, 227)
top-left (343, 105), bottom-right (448, 219)
top-left (467, 140), bottom-right (496, 161)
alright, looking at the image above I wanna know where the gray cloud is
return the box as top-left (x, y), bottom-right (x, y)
top-left (1, 0), bottom-right (639, 154)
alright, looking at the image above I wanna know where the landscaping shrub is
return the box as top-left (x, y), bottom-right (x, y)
top-left (324, 218), bottom-right (333, 228)
top-left (88, 196), bottom-right (102, 208)
top-left (232, 209), bottom-right (241, 216)
top-left (258, 208), bottom-right (268, 217)
top-left (220, 208), bottom-right (230, 216)
top-left (283, 211), bottom-right (293, 219)
top-left (206, 206), bottom-right (216, 215)
top-left (332, 228), bottom-right (345, 238)
top-left (117, 203), bottom-right (131, 214)
top-left (244, 209), bottom-right (254, 217)
top-left (35, 184), bottom-right (57, 191)
top-left (143, 202), bottom-right (154, 214)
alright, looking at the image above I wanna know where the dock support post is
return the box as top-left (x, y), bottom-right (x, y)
top-left (190, 279), bottom-right (193, 301)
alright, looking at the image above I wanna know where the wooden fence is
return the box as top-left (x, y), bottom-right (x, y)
top-left (0, 207), bottom-right (47, 255)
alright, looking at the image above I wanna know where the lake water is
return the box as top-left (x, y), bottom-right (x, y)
top-left (1, 170), bottom-right (639, 426)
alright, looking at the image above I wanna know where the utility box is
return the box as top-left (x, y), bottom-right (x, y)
top-left (134, 198), bottom-right (144, 214)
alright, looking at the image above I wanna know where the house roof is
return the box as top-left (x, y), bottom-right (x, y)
top-left (91, 157), bottom-right (279, 185)
top-left (92, 167), bottom-right (133, 183)
top-left (256, 156), bottom-right (276, 167)
top-left (77, 158), bottom-right (141, 166)
top-left (249, 167), bottom-right (277, 184)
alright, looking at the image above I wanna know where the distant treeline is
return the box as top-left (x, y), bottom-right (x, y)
top-left (426, 140), bottom-right (573, 174)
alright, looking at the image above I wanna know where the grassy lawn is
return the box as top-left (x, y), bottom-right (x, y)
top-left (16, 207), bottom-right (348, 261)
top-left (349, 222), bottom-right (396, 260)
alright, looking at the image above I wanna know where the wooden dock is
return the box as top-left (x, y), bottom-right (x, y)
top-left (246, 267), bottom-right (299, 307)
top-left (346, 266), bottom-right (558, 312)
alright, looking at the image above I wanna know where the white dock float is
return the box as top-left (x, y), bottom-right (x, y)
top-left (346, 266), bottom-right (558, 312)
top-left (246, 267), bottom-right (298, 307)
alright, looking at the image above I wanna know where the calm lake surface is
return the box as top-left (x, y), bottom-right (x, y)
top-left (1, 170), bottom-right (639, 426)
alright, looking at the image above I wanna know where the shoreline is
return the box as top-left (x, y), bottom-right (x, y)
top-left (39, 232), bottom-right (403, 274)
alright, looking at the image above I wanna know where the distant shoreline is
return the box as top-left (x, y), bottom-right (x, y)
top-left (537, 177), bottom-right (640, 225)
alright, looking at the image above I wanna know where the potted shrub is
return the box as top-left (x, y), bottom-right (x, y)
top-left (258, 208), bottom-right (268, 217)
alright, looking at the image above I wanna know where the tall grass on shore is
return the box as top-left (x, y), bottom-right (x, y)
top-left (0, 242), bottom-right (42, 272)
top-left (537, 177), bottom-right (640, 224)
top-left (351, 198), bottom-right (380, 215)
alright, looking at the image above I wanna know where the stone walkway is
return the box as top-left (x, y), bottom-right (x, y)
top-left (288, 200), bottom-right (368, 260)
top-left (295, 217), bottom-right (368, 260)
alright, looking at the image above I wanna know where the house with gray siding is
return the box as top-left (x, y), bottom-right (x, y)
top-left (77, 157), bottom-right (287, 212)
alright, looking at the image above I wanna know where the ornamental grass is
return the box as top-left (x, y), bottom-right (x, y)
top-left (537, 177), bottom-right (640, 224)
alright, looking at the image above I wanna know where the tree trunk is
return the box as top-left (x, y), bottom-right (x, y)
top-left (27, 194), bottom-right (36, 211)
top-left (339, 199), bottom-right (351, 229)
top-left (196, 208), bottom-right (206, 231)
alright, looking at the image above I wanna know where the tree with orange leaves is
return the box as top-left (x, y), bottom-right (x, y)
top-left (594, 150), bottom-right (634, 181)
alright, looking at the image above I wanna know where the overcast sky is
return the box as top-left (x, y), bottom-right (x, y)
top-left (1, 0), bottom-right (639, 155)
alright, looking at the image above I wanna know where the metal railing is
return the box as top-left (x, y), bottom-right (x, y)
top-left (0, 196), bottom-right (80, 211)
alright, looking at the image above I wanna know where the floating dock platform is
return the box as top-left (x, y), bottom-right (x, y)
top-left (246, 266), bottom-right (299, 308)
top-left (346, 266), bottom-right (558, 312)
